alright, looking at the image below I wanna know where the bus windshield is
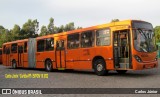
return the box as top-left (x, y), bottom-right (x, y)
top-left (132, 21), bottom-right (156, 52)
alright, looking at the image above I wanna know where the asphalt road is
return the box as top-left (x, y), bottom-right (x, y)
top-left (0, 61), bottom-right (160, 97)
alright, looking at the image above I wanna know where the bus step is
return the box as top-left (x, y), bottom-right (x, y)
top-left (58, 68), bottom-right (65, 70)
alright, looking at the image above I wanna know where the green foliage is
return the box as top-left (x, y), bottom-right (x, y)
top-left (0, 18), bottom-right (81, 47)
top-left (0, 28), bottom-right (12, 47)
top-left (40, 25), bottom-right (48, 36)
top-left (21, 19), bottom-right (39, 38)
top-left (111, 19), bottom-right (119, 22)
top-left (154, 26), bottom-right (160, 43)
top-left (48, 17), bottom-right (54, 34)
top-left (40, 18), bottom-right (82, 35)
top-left (10, 24), bottom-right (21, 41)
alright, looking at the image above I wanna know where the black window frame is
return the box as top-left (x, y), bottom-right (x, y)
top-left (81, 30), bottom-right (95, 48)
top-left (96, 28), bottom-right (111, 46)
top-left (3, 45), bottom-right (6, 54)
top-left (11, 43), bottom-right (17, 53)
top-left (37, 39), bottom-right (45, 52)
top-left (45, 38), bottom-right (54, 51)
top-left (24, 42), bottom-right (27, 53)
top-left (67, 33), bottom-right (80, 49)
top-left (0, 50), bottom-right (2, 55)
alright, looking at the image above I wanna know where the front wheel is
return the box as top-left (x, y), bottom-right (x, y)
top-left (94, 59), bottom-right (108, 76)
top-left (116, 70), bottom-right (127, 74)
top-left (45, 60), bottom-right (53, 72)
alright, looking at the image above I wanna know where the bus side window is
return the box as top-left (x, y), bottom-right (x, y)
top-left (81, 31), bottom-right (94, 48)
top-left (0, 50), bottom-right (2, 55)
top-left (3, 46), bottom-right (6, 54)
top-left (11, 43), bottom-right (17, 53)
top-left (96, 28), bottom-right (110, 46)
top-left (45, 38), bottom-right (54, 51)
top-left (24, 42), bottom-right (27, 53)
top-left (37, 39), bottom-right (45, 52)
top-left (67, 33), bottom-right (79, 49)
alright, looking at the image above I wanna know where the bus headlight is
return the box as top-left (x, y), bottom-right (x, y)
top-left (134, 55), bottom-right (142, 62)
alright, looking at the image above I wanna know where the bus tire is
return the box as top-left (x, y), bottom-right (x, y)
top-left (12, 60), bottom-right (17, 69)
top-left (116, 70), bottom-right (127, 74)
top-left (45, 60), bottom-right (53, 72)
top-left (94, 59), bottom-right (107, 76)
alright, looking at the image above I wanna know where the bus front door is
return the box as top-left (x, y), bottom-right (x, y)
top-left (18, 45), bottom-right (23, 67)
top-left (55, 40), bottom-right (66, 69)
top-left (113, 30), bottom-right (132, 69)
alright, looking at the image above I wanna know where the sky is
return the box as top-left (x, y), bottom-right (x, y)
top-left (0, 0), bottom-right (160, 31)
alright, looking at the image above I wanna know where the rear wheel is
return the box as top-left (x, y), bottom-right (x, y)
top-left (116, 70), bottom-right (127, 74)
top-left (12, 60), bottom-right (17, 69)
top-left (45, 60), bottom-right (53, 72)
top-left (94, 59), bottom-right (108, 76)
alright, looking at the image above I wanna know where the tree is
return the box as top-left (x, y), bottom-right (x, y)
top-left (48, 17), bottom-right (54, 34)
top-left (154, 26), bottom-right (160, 43)
top-left (111, 19), bottom-right (119, 22)
top-left (10, 24), bottom-right (21, 41)
top-left (64, 22), bottom-right (75, 31)
top-left (40, 25), bottom-right (48, 36)
top-left (0, 25), bottom-right (5, 34)
top-left (21, 19), bottom-right (39, 39)
top-left (0, 29), bottom-right (11, 47)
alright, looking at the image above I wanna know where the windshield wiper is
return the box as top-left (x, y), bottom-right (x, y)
top-left (137, 28), bottom-right (147, 39)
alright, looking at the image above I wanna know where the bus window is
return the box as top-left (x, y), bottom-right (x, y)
top-left (45, 38), bottom-right (54, 51)
top-left (3, 46), bottom-right (6, 54)
top-left (81, 31), bottom-right (94, 48)
top-left (0, 50), bottom-right (2, 55)
top-left (37, 39), bottom-right (45, 52)
top-left (67, 33), bottom-right (79, 49)
top-left (96, 29), bottom-right (110, 46)
top-left (11, 43), bottom-right (17, 53)
top-left (24, 42), bottom-right (27, 53)
top-left (6, 48), bottom-right (10, 54)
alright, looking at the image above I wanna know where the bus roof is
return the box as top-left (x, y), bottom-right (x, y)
top-left (3, 39), bottom-right (28, 45)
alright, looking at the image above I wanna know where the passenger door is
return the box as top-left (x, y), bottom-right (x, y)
top-left (18, 45), bottom-right (24, 67)
top-left (113, 30), bottom-right (132, 69)
top-left (55, 40), bottom-right (66, 69)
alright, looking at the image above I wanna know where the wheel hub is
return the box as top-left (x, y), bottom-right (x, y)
top-left (97, 63), bottom-right (103, 71)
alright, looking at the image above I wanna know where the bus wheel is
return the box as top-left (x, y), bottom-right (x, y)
top-left (12, 60), bottom-right (17, 69)
top-left (45, 60), bottom-right (53, 72)
top-left (94, 59), bottom-right (107, 76)
top-left (116, 70), bottom-right (127, 74)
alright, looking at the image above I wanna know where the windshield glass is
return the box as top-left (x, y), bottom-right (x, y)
top-left (133, 29), bottom-right (156, 52)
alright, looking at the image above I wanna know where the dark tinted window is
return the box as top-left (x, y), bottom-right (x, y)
top-left (132, 21), bottom-right (153, 30)
top-left (37, 39), bottom-right (45, 52)
top-left (45, 38), bottom-right (54, 51)
top-left (67, 33), bottom-right (80, 49)
top-left (0, 50), bottom-right (2, 55)
top-left (3, 46), bottom-right (6, 54)
top-left (6, 48), bottom-right (10, 54)
top-left (96, 29), bottom-right (110, 46)
top-left (11, 43), bottom-right (17, 53)
top-left (24, 42), bottom-right (27, 53)
top-left (18, 46), bottom-right (23, 53)
top-left (81, 31), bottom-right (94, 48)
top-left (56, 40), bottom-right (65, 50)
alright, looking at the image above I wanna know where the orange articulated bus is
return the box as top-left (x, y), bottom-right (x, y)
top-left (2, 20), bottom-right (158, 75)
top-left (0, 48), bottom-right (2, 64)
